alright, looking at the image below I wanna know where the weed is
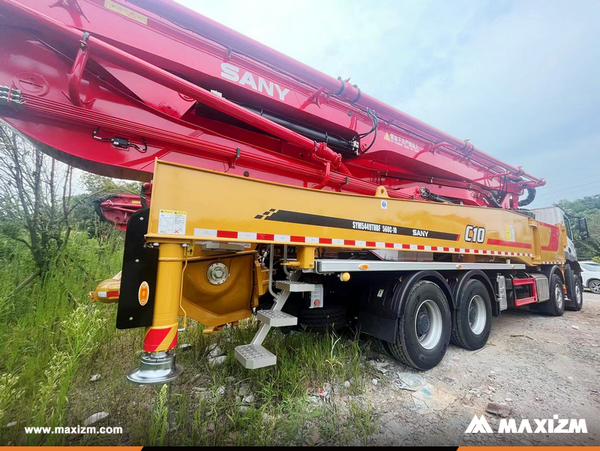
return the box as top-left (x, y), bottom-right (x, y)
top-left (0, 231), bottom-right (379, 446)
top-left (0, 373), bottom-right (23, 425)
top-left (149, 384), bottom-right (169, 446)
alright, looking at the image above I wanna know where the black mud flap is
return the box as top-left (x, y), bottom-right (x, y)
top-left (357, 276), bottom-right (401, 343)
top-left (564, 265), bottom-right (577, 308)
top-left (116, 208), bottom-right (158, 329)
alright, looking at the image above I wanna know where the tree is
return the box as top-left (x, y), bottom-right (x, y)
top-left (0, 122), bottom-right (74, 275)
top-left (557, 194), bottom-right (600, 261)
top-left (81, 173), bottom-right (141, 197)
top-left (70, 174), bottom-right (141, 241)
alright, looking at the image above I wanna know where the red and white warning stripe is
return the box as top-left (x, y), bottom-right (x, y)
top-left (542, 261), bottom-right (562, 265)
top-left (143, 325), bottom-right (178, 353)
top-left (97, 290), bottom-right (120, 300)
top-left (194, 228), bottom-right (535, 258)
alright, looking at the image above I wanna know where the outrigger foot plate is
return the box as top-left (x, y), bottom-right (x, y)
top-left (127, 351), bottom-right (183, 385)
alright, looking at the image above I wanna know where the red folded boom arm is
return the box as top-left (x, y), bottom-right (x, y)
top-left (0, 0), bottom-right (545, 209)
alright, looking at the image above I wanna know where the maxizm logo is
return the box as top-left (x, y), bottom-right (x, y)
top-left (465, 415), bottom-right (587, 434)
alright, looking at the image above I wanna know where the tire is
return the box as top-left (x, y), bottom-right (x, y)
top-left (296, 304), bottom-right (348, 332)
top-left (374, 338), bottom-right (394, 357)
top-left (566, 277), bottom-right (583, 311)
top-left (387, 280), bottom-right (451, 370)
top-left (589, 279), bottom-right (600, 295)
top-left (451, 279), bottom-right (492, 350)
top-left (539, 274), bottom-right (565, 316)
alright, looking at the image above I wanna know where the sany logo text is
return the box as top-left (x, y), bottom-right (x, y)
top-left (220, 63), bottom-right (290, 101)
top-left (465, 415), bottom-right (587, 434)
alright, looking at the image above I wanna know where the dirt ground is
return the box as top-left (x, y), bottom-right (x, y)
top-left (362, 291), bottom-right (600, 446)
top-left (52, 291), bottom-right (600, 446)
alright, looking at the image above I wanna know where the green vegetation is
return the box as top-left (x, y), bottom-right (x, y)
top-left (0, 123), bottom-right (377, 446)
top-left (558, 194), bottom-right (600, 262)
top-left (0, 231), bottom-right (123, 445)
top-left (0, 233), bottom-right (376, 445)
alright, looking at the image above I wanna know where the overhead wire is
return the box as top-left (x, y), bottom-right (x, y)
top-left (536, 180), bottom-right (600, 199)
top-left (538, 173), bottom-right (597, 190)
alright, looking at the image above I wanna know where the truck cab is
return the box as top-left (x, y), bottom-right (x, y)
top-left (530, 205), bottom-right (587, 308)
top-left (530, 206), bottom-right (578, 263)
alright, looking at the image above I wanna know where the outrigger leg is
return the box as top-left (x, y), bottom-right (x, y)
top-left (128, 242), bottom-right (185, 384)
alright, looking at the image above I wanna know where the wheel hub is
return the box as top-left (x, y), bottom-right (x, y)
top-left (555, 285), bottom-right (564, 309)
top-left (468, 304), bottom-right (477, 324)
top-left (467, 295), bottom-right (486, 335)
top-left (414, 299), bottom-right (443, 350)
top-left (417, 311), bottom-right (430, 335)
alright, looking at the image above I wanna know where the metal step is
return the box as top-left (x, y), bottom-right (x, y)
top-left (275, 280), bottom-right (317, 292)
top-left (234, 344), bottom-right (276, 369)
top-left (257, 310), bottom-right (298, 327)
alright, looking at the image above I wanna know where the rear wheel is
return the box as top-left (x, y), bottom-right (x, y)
top-left (374, 337), bottom-right (394, 357)
top-left (296, 304), bottom-right (348, 332)
top-left (451, 279), bottom-right (492, 350)
top-left (540, 274), bottom-right (565, 316)
top-left (566, 277), bottom-right (583, 311)
top-left (387, 280), bottom-right (451, 370)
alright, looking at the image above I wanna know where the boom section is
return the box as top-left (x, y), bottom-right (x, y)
top-left (0, 0), bottom-right (544, 208)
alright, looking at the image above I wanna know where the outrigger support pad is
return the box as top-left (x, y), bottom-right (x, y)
top-left (127, 350), bottom-right (183, 385)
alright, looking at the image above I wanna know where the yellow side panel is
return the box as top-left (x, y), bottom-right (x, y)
top-left (148, 161), bottom-right (564, 266)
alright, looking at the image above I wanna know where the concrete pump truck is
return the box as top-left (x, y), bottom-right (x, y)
top-left (0, 0), bottom-right (588, 384)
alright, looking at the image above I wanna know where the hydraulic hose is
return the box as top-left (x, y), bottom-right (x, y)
top-left (518, 188), bottom-right (536, 207)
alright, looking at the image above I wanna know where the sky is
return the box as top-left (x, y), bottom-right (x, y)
top-left (175, 0), bottom-right (600, 208)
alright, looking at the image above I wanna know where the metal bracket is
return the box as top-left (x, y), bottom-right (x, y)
top-left (313, 161), bottom-right (331, 190)
top-left (309, 284), bottom-right (324, 308)
top-left (226, 147), bottom-right (241, 172)
top-left (300, 87), bottom-right (326, 109)
top-left (497, 274), bottom-right (507, 311)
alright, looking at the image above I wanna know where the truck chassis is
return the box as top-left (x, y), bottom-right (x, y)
top-left (116, 161), bottom-right (582, 384)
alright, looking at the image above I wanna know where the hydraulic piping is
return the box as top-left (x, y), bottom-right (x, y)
top-left (518, 188), bottom-right (536, 207)
top-left (2, 0), bottom-right (348, 177)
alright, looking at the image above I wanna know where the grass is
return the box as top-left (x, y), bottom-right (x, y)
top-left (65, 320), bottom-right (378, 446)
top-left (0, 231), bottom-right (379, 446)
top-left (0, 231), bottom-right (123, 445)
